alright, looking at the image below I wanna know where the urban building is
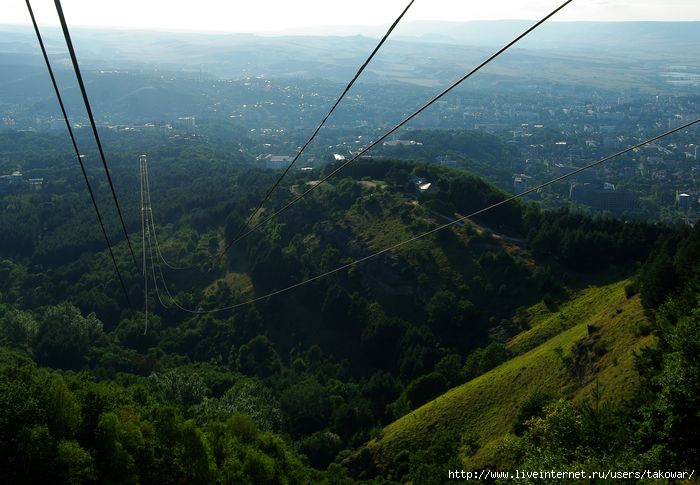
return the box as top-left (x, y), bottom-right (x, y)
top-left (382, 139), bottom-right (422, 147)
top-left (261, 155), bottom-right (293, 170)
top-left (513, 175), bottom-right (529, 193)
top-left (173, 116), bottom-right (196, 131)
top-left (28, 178), bottom-right (44, 190)
top-left (676, 191), bottom-right (699, 211)
top-left (569, 182), bottom-right (640, 213)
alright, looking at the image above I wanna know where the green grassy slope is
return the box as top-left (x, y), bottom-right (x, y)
top-left (358, 279), bottom-right (655, 472)
top-left (508, 282), bottom-right (629, 355)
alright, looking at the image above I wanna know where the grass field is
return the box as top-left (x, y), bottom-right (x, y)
top-left (359, 279), bottom-right (655, 472)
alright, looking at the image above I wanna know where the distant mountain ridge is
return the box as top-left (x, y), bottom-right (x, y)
top-left (265, 20), bottom-right (700, 54)
top-left (1, 20), bottom-right (698, 62)
top-left (398, 20), bottom-right (700, 52)
top-left (0, 20), bottom-right (698, 110)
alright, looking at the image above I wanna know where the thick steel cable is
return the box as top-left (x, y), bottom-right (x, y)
top-left (220, 0), bottom-right (416, 260)
top-left (147, 223), bottom-right (172, 311)
top-left (140, 157), bottom-right (146, 276)
top-left (147, 211), bottom-right (206, 314)
top-left (26, 0), bottom-right (133, 310)
top-left (54, 0), bottom-right (139, 270)
top-left (223, 0), bottom-right (574, 252)
top-left (143, 156), bottom-right (193, 270)
top-left (140, 157), bottom-right (149, 333)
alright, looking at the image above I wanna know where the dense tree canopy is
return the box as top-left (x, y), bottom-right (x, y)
top-left (0, 131), bottom-right (694, 481)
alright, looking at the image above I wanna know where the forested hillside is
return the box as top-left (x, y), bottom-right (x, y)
top-left (350, 224), bottom-right (700, 483)
top-left (0, 130), bottom-right (696, 483)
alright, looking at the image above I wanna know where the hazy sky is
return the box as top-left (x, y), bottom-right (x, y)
top-left (5, 0), bottom-right (700, 33)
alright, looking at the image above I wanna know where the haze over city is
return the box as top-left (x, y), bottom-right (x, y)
top-left (4, 0), bottom-right (700, 34)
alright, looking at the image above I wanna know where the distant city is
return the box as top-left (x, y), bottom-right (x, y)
top-left (1, 23), bottom-right (698, 222)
